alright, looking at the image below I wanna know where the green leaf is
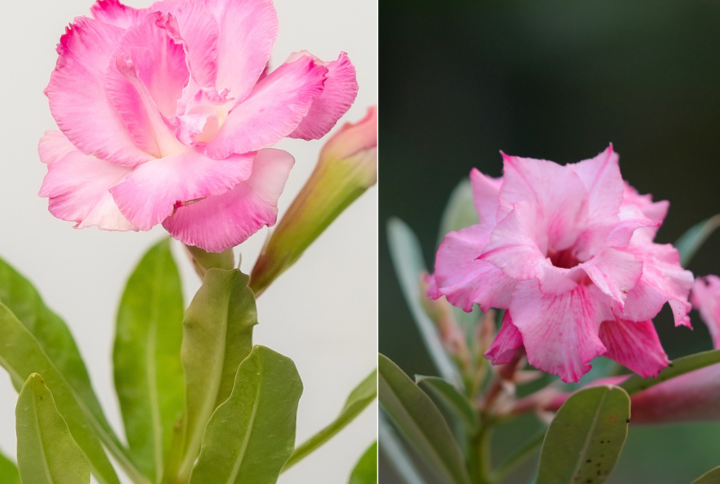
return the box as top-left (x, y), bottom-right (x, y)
top-left (16, 373), bottom-right (90, 484)
top-left (691, 465), bottom-right (720, 484)
top-left (437, 178), bottom-right (478, 246)
top-left (675, 215), bottom-right (720, 266)
top-left (378, 354), bottom-right (470, 484)
top-left (0, 258), bottom-right (144, 483)
top-left (0, 449), bottom-right (19, 484)
top-left (387, 219), bottom-right (462, 386)
top-left (284, 368), bottom-right (377, 470)
top-left (176, 268), bottom-right (257, 481)
top-left (620, 348), bottom-right (720, 395)
top-left (184, 245), bottom-right (235, 279)
top-left (416, 376), bottom-right (478, 432)
top-left (188, 346), bottom-right (303, 484)
top-left (379, 409), bottom-right (427, 484)
top-left (0, 302), bottom-right (126, 484)
top-left (536, 385), bottom-right (630, 484)
top-left (114, 239), bottom-right (184, 481)
top-left (349, 442), bottom-right (377, 484)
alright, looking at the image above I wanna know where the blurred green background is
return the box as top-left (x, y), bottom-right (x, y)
top-left (379, 0), bottom-right (720, 482)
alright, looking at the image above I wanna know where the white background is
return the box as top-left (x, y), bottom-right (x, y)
top-left (0, 0), bottom-right (377, 482)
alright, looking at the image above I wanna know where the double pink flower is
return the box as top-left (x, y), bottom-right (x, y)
top-left (430, 147), bottom-right (693, 382)
top-left (39, 0), bottom-right (358, 252)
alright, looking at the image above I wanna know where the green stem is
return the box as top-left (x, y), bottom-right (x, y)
top-left (468, 425), bottom-right (493, 484)
top-left (488, 429), bottom-right (545, 483)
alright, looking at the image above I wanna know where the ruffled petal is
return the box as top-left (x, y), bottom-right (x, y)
top-left (599, 318), bottom-right (669, 378)
top-left (162, 148), bottom-right (294, 252)
top-left (692, 275), bottom-right (720, 347)
top-left (91, 0), bottom-right (146, 29)
top-left (39, 149), bottom-right (136, 231)
top-left (579, 248), bottom-right (643, 307)
top-left (47, 16), bottom-right (154, 166)
top-left (470, 168), bottom-right (502, 226)
top-left (289, 52), bottom-right (358, 140)
top-left (203, 0), bottom-right (278, 103)
top-left (38, 130), bottom-right (76, 165)
top-left (110, 150), bottom-right (253, 230)
top-left (485, 312), bottom-right (524, 365)
top-left (510, 281), bottom-right (606, 383)
top-left (569, 145), bottom-right (624, 228)
top-left (205, 55), bottom-right (327, 159)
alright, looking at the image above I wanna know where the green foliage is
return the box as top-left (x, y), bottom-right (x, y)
top-left (16, 373), bottom-right (90, 484)
top-left (537, 385), bottom-right (630, 484)
top-left (675, 215), bottom-right (720, 267)
top-left (114, 239), bottom-right (185, 482)
top-left (188, 346), bottom-right (303, 484)
top-left (0, 448), bottom-right (19, 484)
top-left (285, 368), bottom-right (377, 470)
top-left (379, 354), bottom-right (470, 484)
top-left (349, 442), bottom-right (378, 484)
top-left (437, 178), bottom-right (478, 245)
top-left (177, 268), bottom-right (258, 481)
top-left (691, 465), bottom-right (720, 484)
top-left (378, 409), bottom-right (427, 484)
top-left (416, 376), bottom-right (478, 432)
top-left (620, 349), bottom-right (720, 395)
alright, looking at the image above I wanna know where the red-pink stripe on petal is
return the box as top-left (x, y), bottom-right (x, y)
top-left (91, 0), bottom-right (146, 29)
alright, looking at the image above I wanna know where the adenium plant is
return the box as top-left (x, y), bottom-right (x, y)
top-left (0, 0), bottom-right (377, 483)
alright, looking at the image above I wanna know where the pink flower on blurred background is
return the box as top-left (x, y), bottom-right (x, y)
top-left (429, 146), bottom-right (693, 382)
top-left (39, 0), bottom-right (358, 252)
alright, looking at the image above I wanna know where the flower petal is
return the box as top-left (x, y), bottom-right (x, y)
top-left (110, 150), bottom-right (253, 230)
top-left (580, 248), bottom-right (643, 307)
top-left (485, 312), bottom-right (524, 365)
top-left (599, 318), bottom-right (668, 378)
top-left (91, 0), bottom-right (146, 29)
top-left (289, 52), bottom-right (358, 140)
top-left (39, 148), bottom-right (136, 231)
top-left (470, 168), bottom-right (502, 226)
top-left (569, 145), bottom-right (624, 228)
top-left (510, 281), bottom-right (606, 383)
top-left (205, 55), bottom-right (327, 159)
top-left (47, 16), bottom-right (154, 166)
top-left (38, 130), bottom-right (76, 165)
top-left (162, 148), bottom-right (294, 252)
top-left (692, 275), bottom-right (720, 348)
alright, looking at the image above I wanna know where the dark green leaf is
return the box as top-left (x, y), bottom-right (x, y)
top-left (285, 369), bottom-right (377, 470)
top-left (378, 409), bottom-right (427, 484)
top-left (416, 376), bottom-right (478, 432)
top-left (176, 269), bottom-right (257, 481)
top-left (114, 239), bottom-right (184, 481)
top-left (0, 449), bottom-right (19, 484)
top-left (16, 373), bottom-right (90, 484)
top-left (387, 219), bottom-right (461, 385)
top-left (537, 385), bottom-right (630, 484)
top-left (691, 465), bottom-right (720, 484)
top-left (620, 349), bottom-right (720, 395)
top-left (349, 442), bottom-right (377, 484)
top-left (188, 346), bottom-right (303, 484)
top-left (675, 215), bottom-right (720, 266)
top-left (379, 354), bottom-right (470, 484)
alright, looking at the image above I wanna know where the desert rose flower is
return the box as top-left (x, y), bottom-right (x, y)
top-left (39, 0), bottom-right (358, 253)
top-left (429, 146), bottom-right (693, 382)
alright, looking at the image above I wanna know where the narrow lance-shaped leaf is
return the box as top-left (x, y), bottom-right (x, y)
top-left (387, 219), bottom-right (462, 386)
top-left (0, 302), bottom-right (124, 484)
top-left (0, 448), bottom-right (19, 484)
top-left (284, 368), bottom-right (377, 471)
top-left (379, 354), bottom-right (470, 484)
top-left (675, 215), bottom-right (720, 267)
top-left (176, 269), bottom-right (257, 481)
top-left (378, 409), bottom-right (427, 484)
top-left (16, 373), bottom-right (90, 484)
top-left (620, 348), bottom-right (720, 395)
top-left (536, 385), bottom-right (630, 484)
top-left (691, 466), bottom-right (720, 484)
top-left (188, 346), bottom-right (303, 484)
top-left (114, 239), bottom-right (184, 481)
top-left (416, 376), bottom-right (478, 432)
top-left (349, 442), bottom-right (377, 484)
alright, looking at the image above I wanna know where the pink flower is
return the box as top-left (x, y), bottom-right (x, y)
top-left (430, 146), bottom-right (693, 382)
top-left (39, 0), bottom-right (358, 252)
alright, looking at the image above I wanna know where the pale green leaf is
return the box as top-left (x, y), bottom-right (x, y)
top-left (675, 215), bottom-right (720, 266)
top-left (537, 385), bottom-right (630, 484)
top-left (379, 354), bottom-right (470, 484)
top-left (620, 348), bottom-right (720, 395)
top-left (437, 178), bottom-right (478, 246)
top-left (16, 373), bottom-right (90, 484)
top-left (0, 449), bottom-right (19, 484)
top-left (188, 346), bottom-right (303, 484)
top-left (114, 239), bottom-right (184, 481)
top-left (387, 219), bottom-right (461, 386)
top-left (378, 409), bottom-right (427, 484)
top-left (184, 245), bottom-right (235, 279)
top-left (176, 269), bottom-right (257, 481)
top-left (416, 376), bottom-right (478, 432)
top-left (349, 442), bottom-right (377, 484)
top-left (691, 465), bottom-right (720, 484)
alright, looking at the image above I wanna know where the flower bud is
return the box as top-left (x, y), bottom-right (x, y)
top-left (250, 106), bottom-right (377, 295)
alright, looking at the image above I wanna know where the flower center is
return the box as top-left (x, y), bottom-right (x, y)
top-left (548, 248), bottom-right (581, 269)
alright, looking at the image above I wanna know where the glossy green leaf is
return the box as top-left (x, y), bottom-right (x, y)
top-left (114, 239), bottom-right (184, 481)
top-left (16, 373), bottom-right (90, 484)
top-left (691, 465), bottom-right (720, 484)
top-left (537, 385), bottom-right (630, 484)
top-left (188, 346), bottom-right (303, 484)
top-left (387, 219), bottom-right (462, 386)
top-left (675, 215), bottom-right (720, 266)
top-left (0, 302), bottom-right (127, 484)
top-left (284, 368), bottom-right (377, 470)
top-left (176, 268), bottom-right (257, 481)
top-left (416, 376), bottom-right (478, 432)
top-left (379, 354), bottom-right (470, 484)
top-left (620, 348), bottom-right (720, 395)
top-left (349, 442), bottom-right (377, 484)
top-left (379, 409), bottom-right (427, 484)
top-left (0, 449), bottom-right (19, 484)
top-left (0, 258), bottom-right (143, 483)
